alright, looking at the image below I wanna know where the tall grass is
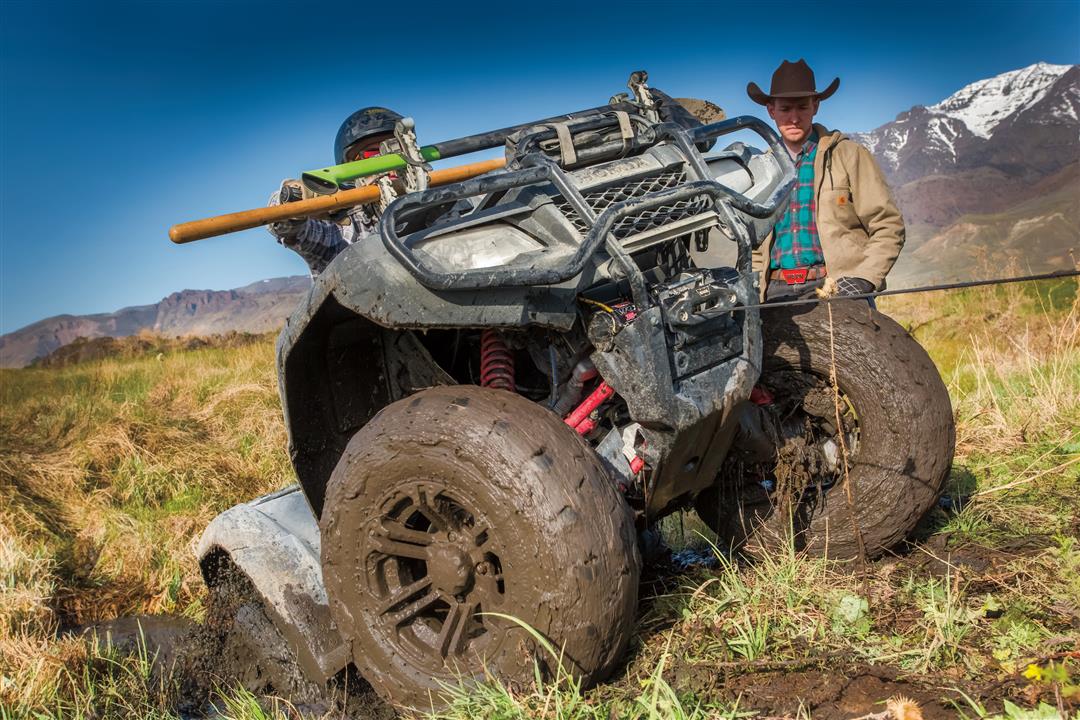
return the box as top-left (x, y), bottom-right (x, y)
top-left (0, 339), bottom-right (290, 713)
top-left (1, 279), bottom-right (1077, 717)
top-left (882, 280), bottom-right (1079, 545)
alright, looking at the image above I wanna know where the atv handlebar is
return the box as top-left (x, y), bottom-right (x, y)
top-left (688, 116), bottom-right (795, 216)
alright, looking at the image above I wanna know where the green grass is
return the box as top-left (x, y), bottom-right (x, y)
top-left (1, 280), bottom-right (1077, 718)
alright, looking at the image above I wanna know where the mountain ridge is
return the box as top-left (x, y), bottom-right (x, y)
top-left (1, 276), bottom-right (311, 368)
top-left (849, 62), bottom-right (1078, 283)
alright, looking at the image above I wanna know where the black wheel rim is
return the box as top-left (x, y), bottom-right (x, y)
top-left (361, 480), bottom-right (507, 674)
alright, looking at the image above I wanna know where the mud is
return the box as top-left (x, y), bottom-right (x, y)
top-left (719, 665), bottom-right (964, 719)
top-left (83, 609), bottom-right (1001, 719)
top-left (74, 614), bottom-right (195, 684)
top-left (674, 97), bottom-right (727, 124)
top-left (75, 538), bottom-right (1050, 718)
top-left (78, 569), bottom-right (394, 718)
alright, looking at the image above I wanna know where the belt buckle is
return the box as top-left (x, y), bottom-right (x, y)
top-left (780, 268), bottom-right (809, 285)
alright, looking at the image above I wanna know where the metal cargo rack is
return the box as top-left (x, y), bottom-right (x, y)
top-left (380, 115), bottom-right (797, 305)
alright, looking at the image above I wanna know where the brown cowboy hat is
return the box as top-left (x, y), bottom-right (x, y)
top-left (747, 59), bottom-right (840, 106)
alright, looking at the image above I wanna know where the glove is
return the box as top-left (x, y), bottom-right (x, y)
top-left (835, 277), bottom-right (875, 297)
top-left (267, 179), bottom-right (307, 239)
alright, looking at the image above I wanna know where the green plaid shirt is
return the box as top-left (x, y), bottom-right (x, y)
top-left (770, 129), bottom-right (825, 270)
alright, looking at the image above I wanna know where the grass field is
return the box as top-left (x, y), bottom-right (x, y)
top-left (1, 280), bottom-right (1077, 719)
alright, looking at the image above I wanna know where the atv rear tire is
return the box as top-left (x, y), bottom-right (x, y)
top-left (320, 385), bottom-right (640, 712)
top-left (695, 302), bottom-right (954, 559)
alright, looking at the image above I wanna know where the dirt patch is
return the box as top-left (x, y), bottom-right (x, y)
top-left (883, 536), bottom-right (1056, 593)
top-left (696, 664), bottom-right (966, 719)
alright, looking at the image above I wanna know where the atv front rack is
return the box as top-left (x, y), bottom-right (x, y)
top-left (379, 116), bottom-right (795, 298)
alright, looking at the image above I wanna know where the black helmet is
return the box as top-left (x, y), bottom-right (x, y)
top-left (334, 106), bottom-right (404, 164)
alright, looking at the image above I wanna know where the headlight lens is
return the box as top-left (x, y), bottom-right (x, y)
top-left (411, 222), bottom-right (545, 272)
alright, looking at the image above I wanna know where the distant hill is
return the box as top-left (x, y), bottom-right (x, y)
top-left (29, 331), bottom-right (272, 368)
top-left (0, 276), bottom-right (310, 368)
top-left (910, 163), bottom-right (1079, 278)
top-left (850, 62), bottom-right (1079, 284)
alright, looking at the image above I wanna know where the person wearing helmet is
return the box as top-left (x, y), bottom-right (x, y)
top-left (268, 107), bottom-right (404, 276)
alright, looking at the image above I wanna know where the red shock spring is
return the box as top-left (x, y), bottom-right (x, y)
top-left (479, 329), bottom-right (515, 392)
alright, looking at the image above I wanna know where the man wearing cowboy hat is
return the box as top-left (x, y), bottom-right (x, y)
top-left (747, 59), bottom-right (904, 302)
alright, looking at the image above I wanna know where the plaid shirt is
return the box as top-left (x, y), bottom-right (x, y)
top-left (770, 129), bottom-right (825, 270)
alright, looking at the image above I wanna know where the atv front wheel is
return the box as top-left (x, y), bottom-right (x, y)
top-left (695, 301), bottom-right (954, 559)
top-left (320, 385), bottom-right (640, 711)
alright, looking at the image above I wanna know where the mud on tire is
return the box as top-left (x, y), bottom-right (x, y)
top-left (320, 385), bottom-right (640, 712)
top-left (695, 301), bottom-right (955, 559)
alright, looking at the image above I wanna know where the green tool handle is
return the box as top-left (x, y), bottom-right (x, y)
top-left (302, 146), bottom-right (442, 195)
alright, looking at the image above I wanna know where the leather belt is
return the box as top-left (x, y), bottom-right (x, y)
top-left (767, 266), bottom-right (828, 285)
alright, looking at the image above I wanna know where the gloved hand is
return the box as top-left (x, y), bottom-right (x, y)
top-left (267, 179), bottom-right (308, 239)
top-left (835, 277), bottom-right (875, 297)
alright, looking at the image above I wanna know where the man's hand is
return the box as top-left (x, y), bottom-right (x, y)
top-left (835, 277), bottom-right (875, 297)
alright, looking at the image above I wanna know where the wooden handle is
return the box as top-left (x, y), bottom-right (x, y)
top-left (168, 157), bottom-right (507, 244)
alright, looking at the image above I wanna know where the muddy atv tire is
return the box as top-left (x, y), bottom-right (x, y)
top-left (695, 302), bottom-right (954, 559)
top-left (320, 385), bottom-right (640, 711)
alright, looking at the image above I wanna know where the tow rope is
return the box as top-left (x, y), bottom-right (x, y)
top-left (734, 268), bottom-right (1080, 311)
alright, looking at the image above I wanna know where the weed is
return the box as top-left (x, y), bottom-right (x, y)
top-left (213, 685), bottom-right (297, 720)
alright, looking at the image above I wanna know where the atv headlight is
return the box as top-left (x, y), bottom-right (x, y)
top-left (411, 222), bottom-right (545, 272)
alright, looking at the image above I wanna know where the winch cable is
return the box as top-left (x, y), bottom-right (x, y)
top-left (731, 268), bottom-right (1080, 312)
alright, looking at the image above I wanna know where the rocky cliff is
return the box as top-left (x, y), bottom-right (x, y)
top-left (1, 276), bottom-right (310, 368)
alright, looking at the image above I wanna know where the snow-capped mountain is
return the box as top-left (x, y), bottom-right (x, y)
top-left (851, 63), bottom-right (1079, 186)
top-left (847, 62), bottom-right (1079, 284)
top-left (928, 62), bottom-right (1074, 139)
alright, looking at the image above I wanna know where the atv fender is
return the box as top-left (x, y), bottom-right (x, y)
top-left (276, 238), bottom-right (584, 519)
top-left (196, 485), bottom-right (348, 684)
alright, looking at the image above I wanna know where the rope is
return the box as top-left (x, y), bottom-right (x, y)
top-left (815, 278), bottom-right (870, 587)
top-left (735, 269), bottom-right (1080, 312)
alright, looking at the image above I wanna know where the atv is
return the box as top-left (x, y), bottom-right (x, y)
top-left (195, 74), bottom-right (954, 710)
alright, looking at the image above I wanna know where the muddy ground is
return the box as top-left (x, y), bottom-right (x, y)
top-left (72, 539), bottom-right (1057, 719)
top-left (81, 618), bottom-right (991, 719)
top-left (82, 610), bottom-right (983, 719)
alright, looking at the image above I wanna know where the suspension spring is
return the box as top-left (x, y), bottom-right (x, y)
top-left (479, 329), bottom-right (515, 392)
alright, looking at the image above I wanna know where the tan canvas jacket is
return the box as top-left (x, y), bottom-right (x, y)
top-left (752, 123), bottom-right (905, 299)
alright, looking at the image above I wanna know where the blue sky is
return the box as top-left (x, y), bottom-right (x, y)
top-left (1, 0), bottom-right (1078, 333)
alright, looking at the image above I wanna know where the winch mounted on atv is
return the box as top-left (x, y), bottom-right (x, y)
top-left (191, 71), bottom-right (954, 711)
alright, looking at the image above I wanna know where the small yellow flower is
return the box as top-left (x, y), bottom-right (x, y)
top-left (1023, 663), bottom-right (1044, 681)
